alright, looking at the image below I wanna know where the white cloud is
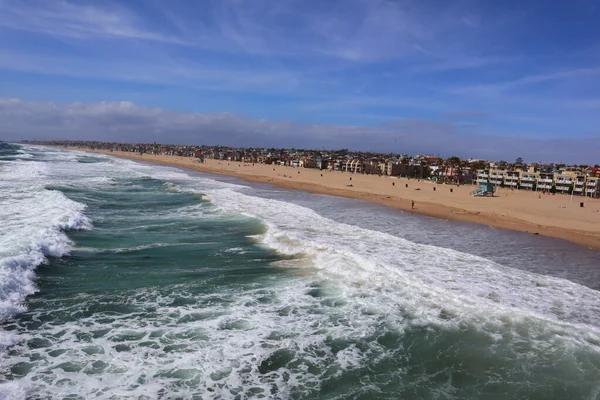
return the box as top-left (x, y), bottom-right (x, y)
top-left (1, 99), bottom-right (598, 163)
top-left (450, 68), bottom-right (600, 96)
top-left (0, 0), bottom-right (598, 162)
top-left (0, 0), bottom-right (461, 62)
top-left (0, 0), bottom-right (188, 45)
top-left (0, 50), bottom-right (310, 95)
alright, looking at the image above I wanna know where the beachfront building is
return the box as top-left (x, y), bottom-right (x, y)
top-left (554, 173), bottom-right (575, 194)
top-left (328, 159), bottom-right (344, 171)
top-left (461, 169), bottom-right (475, 184)
top-left (573, 175), bottom-right (586, 196)
top-left (300, 158), bottom-right (317, 168)
top-left (350, 158), bottom-right (383, 175)
top-left (314, 158), bottom-right (328, 170)
top-left (438, 166), bottom-right (463, 184)
top-left (519, 172), bottom-right (538, 190)
top-left (537, 173), bottom-right (553, 191)
top-left (476, 169), bottom-right (490, 184)
top-left (489, 170), bottom-right (505, 186)
top-left (585, 177), bottom-right (599, 197)
top-left (363, 161), bottom-right (382, 175)
top-left (504, 171), bottom-right (519, 188)
top-left (398, 164), bottom-right (429, 179)
top-left (344, 159), bottom-right (363, 173)
top-left (387, 163), bottom-right (402, 176)
top-left (586, 167), bottom-right (600, 179)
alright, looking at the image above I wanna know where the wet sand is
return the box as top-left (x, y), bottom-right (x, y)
top-left (62, 147), bottom-right (600, 249)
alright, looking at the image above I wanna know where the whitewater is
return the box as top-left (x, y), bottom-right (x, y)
top-left (0, 143), bottom-right (599, 399)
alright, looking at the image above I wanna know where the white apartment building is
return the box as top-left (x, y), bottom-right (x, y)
top-left (344, 159), bottom-right (363, 173)
top-left (476, 169), bottom-right (490, 184)
top-left (489, 170), bottom-right (505, 185)
top-left (519, 172), bottom-right (538, 190)
top-left (537, 173), bottom-right (553, 191)
top-left (573, 175), bottom-right (586, 195)
top-left (554, 174), bottom-right (574, 194)
top-left (504, 171), bottom-right (519, 187)
top-left (472, 167), bottom-right (598, 197)
top-left (585, 177), bottom-right (599, 197)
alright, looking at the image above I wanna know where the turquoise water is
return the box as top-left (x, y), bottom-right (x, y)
top-left (1, 143), bottom-right (599, 399)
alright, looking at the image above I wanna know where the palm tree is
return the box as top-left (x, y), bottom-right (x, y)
top-left (437, 159), bottom-right (447, 183)
top-left (471, 160), bottom-right (488, 171)
top-left (446, 156), bottom-right (461, 183)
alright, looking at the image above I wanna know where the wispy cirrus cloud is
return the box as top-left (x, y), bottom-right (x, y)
top-left (0, 0), bottom-right (189, 45)
top-left (450, 67), bottom-right (600, 96)
top-left (0, 0), bottom-right (487, 62)
top-left (0, 0), bottom-right (599, 161)
top-left (410, 55), bottom-right (514, 73)
top-left (439, 111), bottom-right (493, 120)
top-left (0, 50), bottom-right (312, 94)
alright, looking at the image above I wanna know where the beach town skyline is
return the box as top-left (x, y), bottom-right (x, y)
top-left (28, 139), bottom-right (600, 249)
top-left (24, 139), bottom-right (600, 177)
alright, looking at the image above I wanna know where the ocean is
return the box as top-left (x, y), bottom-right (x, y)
top-left (1, 143), bottom-right (599, 399)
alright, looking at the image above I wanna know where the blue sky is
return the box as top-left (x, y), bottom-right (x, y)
top-left (1, 0), bottom-right (599, 162)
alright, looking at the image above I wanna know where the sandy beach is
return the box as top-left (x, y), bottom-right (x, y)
top-left (64, 147), bottom-right (600, 249)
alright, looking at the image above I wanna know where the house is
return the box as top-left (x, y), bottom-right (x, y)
top-left (301, 158), bottom-right (317, 168)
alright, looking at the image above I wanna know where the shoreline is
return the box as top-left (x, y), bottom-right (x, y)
top-left (55, 146), bottom-right (600, 249)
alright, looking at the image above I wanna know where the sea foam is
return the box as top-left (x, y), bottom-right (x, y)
top-left (2, 146), bottom-right (599, 399)
top-left (0, 152), bottom-right (91, 339)
top-left (205, 187), bottom-right (600, 347)
top-left (111, 153), bottom-right (600, 345)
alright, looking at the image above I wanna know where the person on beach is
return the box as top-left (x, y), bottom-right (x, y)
top-left (411, 200), bottom-right (415, 209)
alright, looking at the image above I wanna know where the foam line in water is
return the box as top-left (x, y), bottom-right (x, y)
top-left (0, 154), bottom-right (92, 339)
top-left (97, 150), bottom-right (600, 346)
top-left (73, 242), bottom-right (211, 253)
top-left (2, 145), bottom-right (598, 398)
top-left (204, 187), bottom-right (600, 346)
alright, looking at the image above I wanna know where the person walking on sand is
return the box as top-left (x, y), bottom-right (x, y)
top-left (411, 200), bottom-right (415, 209)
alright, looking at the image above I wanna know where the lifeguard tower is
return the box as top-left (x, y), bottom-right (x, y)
top-left (471, 182), bottom-right (495, 197)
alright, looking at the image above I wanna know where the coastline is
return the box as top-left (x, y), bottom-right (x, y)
top-left (56, 146), bottom-right (600, 249)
